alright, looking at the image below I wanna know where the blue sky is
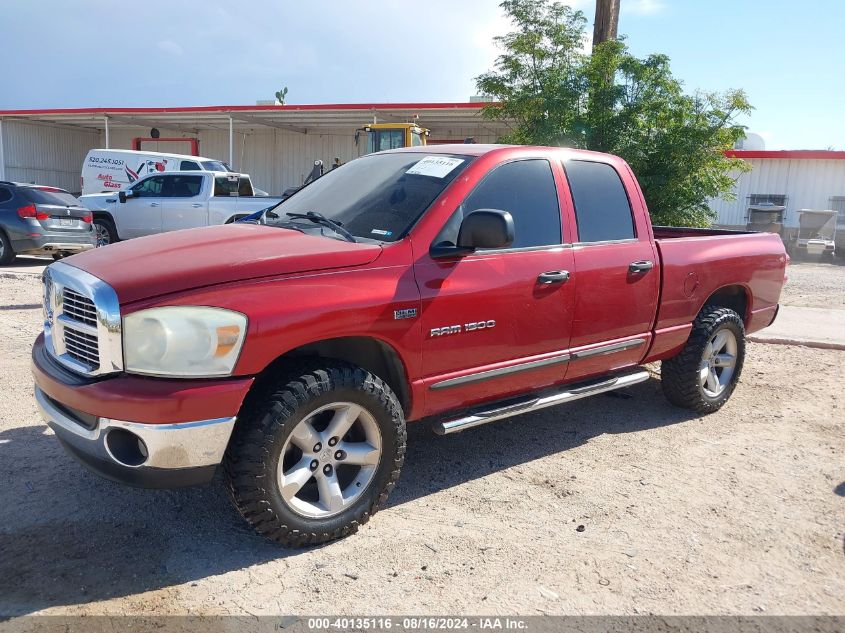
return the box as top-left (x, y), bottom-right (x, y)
top-left (0, 0), bottom-right (840, 149)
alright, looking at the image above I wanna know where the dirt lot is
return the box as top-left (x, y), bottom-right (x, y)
top-left (0, 263), bottom-right (842, 616)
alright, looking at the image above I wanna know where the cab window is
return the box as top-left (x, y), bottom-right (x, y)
top-left (367, 129), bottom-right (406, 154)
top-left (130, 176), bottom-right (166, 197)
top-left (162, 175), bottom-right (203, 198)
top-left (436, 159), bottom-right (562, 249)
top-left (180, 160), bottom-right (201, 170)
top-left (564, 160), bottom-right (636, 242)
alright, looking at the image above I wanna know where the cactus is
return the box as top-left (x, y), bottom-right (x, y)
top-left (274, 87), bottom-right (288, 105)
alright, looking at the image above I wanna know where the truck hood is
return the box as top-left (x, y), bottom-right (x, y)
top-left (65, 224), bottom-right (383, 304)
top-left (79, 192), bottom-right (118, 209)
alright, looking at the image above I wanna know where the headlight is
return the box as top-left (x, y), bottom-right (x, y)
top-left (123, 307), bottom-right (247, 377)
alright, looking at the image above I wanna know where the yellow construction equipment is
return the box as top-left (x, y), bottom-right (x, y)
top-left (355, 122), bottom-right (430, 155)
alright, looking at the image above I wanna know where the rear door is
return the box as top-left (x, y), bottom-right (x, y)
top-left (414, 158), bottom-right (576, 414)
top-left (160, 174), bottom-right (207, 232)
top-left (561, 158), bottom-right (659, 381)
top-left (118, 175), bottom-right (166, 238)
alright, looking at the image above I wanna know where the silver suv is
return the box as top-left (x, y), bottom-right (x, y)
top-left (0, 182), bottom-right (96, 265)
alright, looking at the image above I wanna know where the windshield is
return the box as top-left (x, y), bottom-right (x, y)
top-left (201, 160), bottom-right (230, 172)
top-left (268, 152), bottom-right (472, 242)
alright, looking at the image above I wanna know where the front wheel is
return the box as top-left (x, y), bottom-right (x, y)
top-left (93, 218), bottom-right (118, 247)
top-left (224, 362), bottom-right (406, 546)
top-left (661, 307), bottom-right (746, 413)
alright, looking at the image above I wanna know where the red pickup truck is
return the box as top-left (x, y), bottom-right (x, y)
top-left (32, 144), bottom-right (787, 545)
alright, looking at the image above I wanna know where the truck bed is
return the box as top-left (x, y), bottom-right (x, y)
top-left (652, 225), bottom-right (756, 239)
top-left (652, 226), bottom-right (787, 341)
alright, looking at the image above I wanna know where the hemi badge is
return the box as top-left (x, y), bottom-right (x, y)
top-left (394, 308), bottom-right (418, 320)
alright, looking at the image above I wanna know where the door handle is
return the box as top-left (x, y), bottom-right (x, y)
top-left (150, 202), bottom-right (159, 207)
top-left (191, 203), bottom-right (202, 208)
top-left (537, 270), bottom-right (571, 284)
top-left (629, 260), bottom-right (654, 273)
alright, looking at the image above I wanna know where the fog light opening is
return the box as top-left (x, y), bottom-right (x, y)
top-left (105, 428), bottom-right (149, 467)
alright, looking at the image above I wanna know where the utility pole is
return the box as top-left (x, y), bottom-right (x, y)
top-left (593, 0), bottom-right (620, 49)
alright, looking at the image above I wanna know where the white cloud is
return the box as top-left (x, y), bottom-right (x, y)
top-left (156, 40), bottom-right (183, 56)
top-left (624, 0), bottom-right (667, 15)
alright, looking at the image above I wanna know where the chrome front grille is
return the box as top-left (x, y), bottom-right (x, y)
top-left (62, 288), bottom-right (98, 328)
top-left (43, 262), bottom-right (123, 377)
top-left (63, 326), bottom-right (100, 369)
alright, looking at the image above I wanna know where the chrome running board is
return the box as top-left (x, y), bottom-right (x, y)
top-left (433, 369), bottom-right (651, 435)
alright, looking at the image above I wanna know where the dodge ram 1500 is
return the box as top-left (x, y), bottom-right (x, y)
top-left (32, 144), bottom-right (787, 545)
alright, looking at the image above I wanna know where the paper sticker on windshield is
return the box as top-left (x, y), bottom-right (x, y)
top-left (371, 229), bottom-right (393, 236)
top-left (406, 156), bottom-right (464, 178)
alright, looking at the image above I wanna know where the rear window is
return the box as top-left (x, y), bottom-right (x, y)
top-left (180, 160), bottom-right (201, 170)
top-left (564, 160), bottom-right (636, 243)
top-left (214, 176), bottom-right (253, 197)
top-left (21, 188), bottom-right (81, 207)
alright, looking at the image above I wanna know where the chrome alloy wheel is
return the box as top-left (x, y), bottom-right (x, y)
top-left (699, 328), bottom-right (738, 398)
top-left (278, 402), bottom-right (382, 519)
top-left (94, 222), bottom-right (111, 246)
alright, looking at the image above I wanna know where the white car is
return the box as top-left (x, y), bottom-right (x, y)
top-left (80, 171), bottom-right (281, 245)
top-left (81, 148), bottom-right (231, 195)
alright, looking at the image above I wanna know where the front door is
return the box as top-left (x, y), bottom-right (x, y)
top-left (119, 175), bottom-right (166, 238)
top-left (413, 158), bottom-right (576, 415)
top-left (161, 174), bottom-right (206, 233)
top-left (562, 158), bottom-right (660, 381)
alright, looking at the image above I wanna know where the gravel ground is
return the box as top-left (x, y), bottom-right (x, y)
top-left (780, 260), bottom-right (845, 309)
top-left (0, 269), bottom-right (842, 617)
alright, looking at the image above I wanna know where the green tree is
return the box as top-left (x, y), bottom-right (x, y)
top-left (477, 0), bottom-right (752, 227)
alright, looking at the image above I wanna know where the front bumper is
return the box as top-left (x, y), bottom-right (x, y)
top-left (35, 386), bottom-right (234, 487)
top-left (32, 334), bottom-right (253, 488)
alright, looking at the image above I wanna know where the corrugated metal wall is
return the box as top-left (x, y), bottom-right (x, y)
top-left (710, 159), bottom-right (845, 228)
top-left (106, 125), bottom-right (500, 195)
top-left (1, 122), bottom-right (500, 196)
top-left (1, 120), bottom-right (99, 193)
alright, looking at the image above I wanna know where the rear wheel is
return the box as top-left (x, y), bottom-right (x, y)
top-left (0, 231), bottom-right (15, 266)
top-left (661, 307), bottom-right (745, 413)
top-left (225, 361), bottom-right (406, 546)
top-left (93, 218), bottom-right (117, 247)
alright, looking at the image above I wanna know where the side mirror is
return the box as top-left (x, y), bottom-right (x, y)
top-left (118, 190), bottom-right (133, 203)
top-left (457, 209), bottom-right (514, 250)
top-left (430, 209), bottom-right (515, 258)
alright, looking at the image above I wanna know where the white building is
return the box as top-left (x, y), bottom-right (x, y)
top-left (711, 150), bottom-right (845, 235)
top-left (0, 102), bottom-right (509, 195)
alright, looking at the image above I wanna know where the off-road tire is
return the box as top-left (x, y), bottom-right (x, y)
top-left (224, 361), bottom-right (406, 546)
top-left (0, 230), bottom-right (15, 266)
top-left (93, 217), bottom-right (118, 247)
top-left (661, 306), bottom-right (746, 413)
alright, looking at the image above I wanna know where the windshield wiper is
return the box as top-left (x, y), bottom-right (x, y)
top-left (285, 211), bottom-right (357, 243)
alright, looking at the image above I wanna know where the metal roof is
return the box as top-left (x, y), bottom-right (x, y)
top-left (726, 150), bottom-right (845, 160)
top-left (0, 102), bottom-right (502, 134)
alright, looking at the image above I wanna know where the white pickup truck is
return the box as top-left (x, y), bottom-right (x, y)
top-left (80, 171), bottom-right (281, 245)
